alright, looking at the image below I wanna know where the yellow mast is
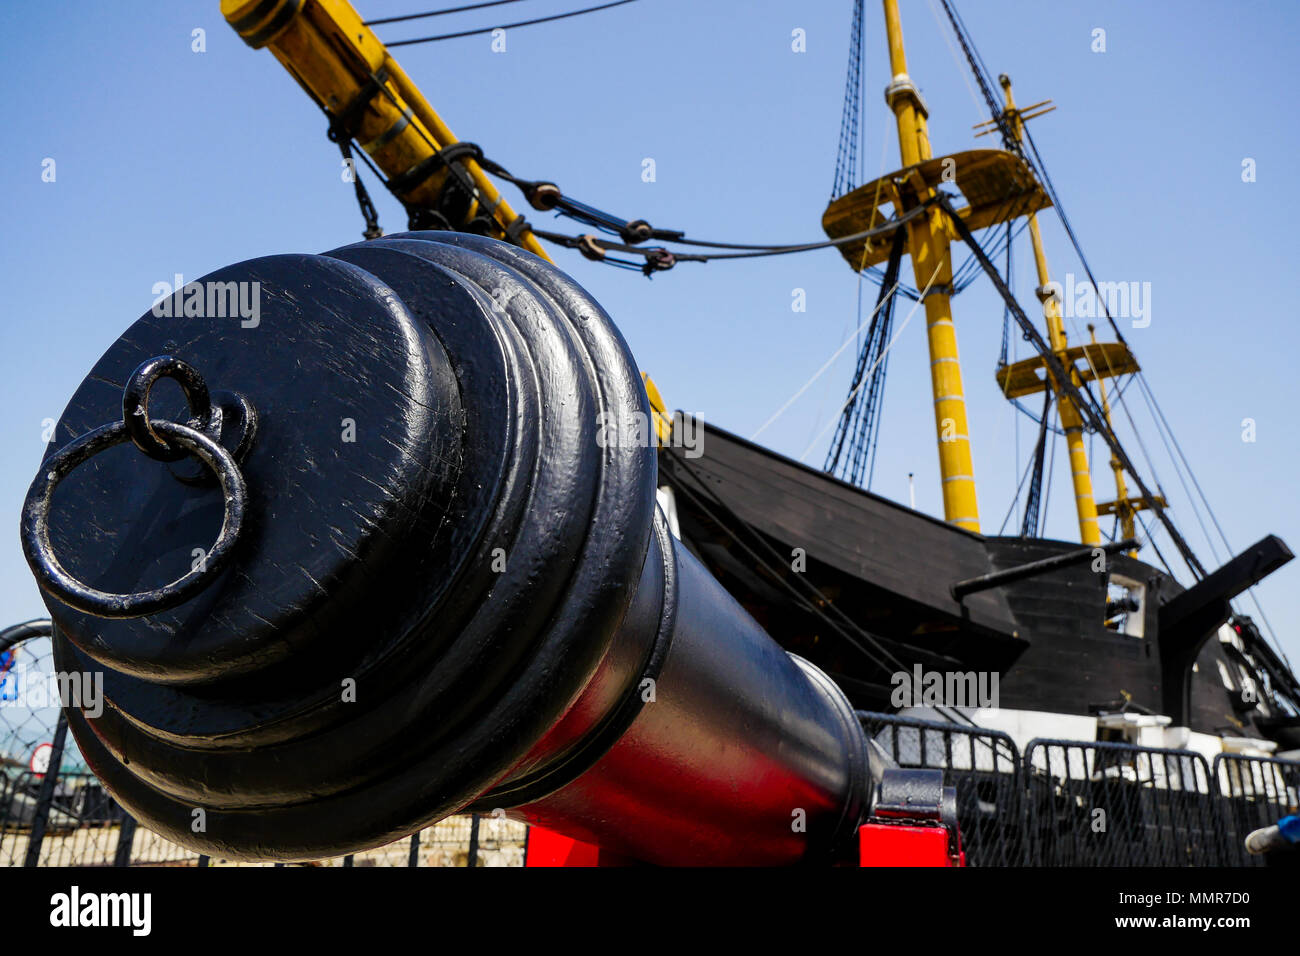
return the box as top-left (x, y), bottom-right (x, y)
top-left (881, 0), bottom-right (980, 532)
top-left (1088, 324), bottom-right (1134, 549)
top-left (996, 77), bottom-right (1100, 545)
top-left (1087, 324), bottom-right (1164, 556)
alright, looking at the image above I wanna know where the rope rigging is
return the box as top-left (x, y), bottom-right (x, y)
top-left (663, 449), bottom-right (983, 730)
top-left (824, 228), bottom-right (905, 485)
top-left (364, 0), bottom-right (534, 26)
top-left (1019, 385), bottom-right (1052, 538)
top-left (831, 0), bottom-right (867, 200)
top-left (929, 0), bottom-right (1248, 598)
top-left (356, 0), bottom-right (1287, 664)
top-left (378, 0), bottom-right (641, 47)
top-left (938, 193), bottom-right (1208, 580)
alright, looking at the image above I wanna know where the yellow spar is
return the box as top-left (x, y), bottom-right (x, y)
top-left (222, 0), bottom-right (548, 258)
top-left (222, 0), bottom-right (673, 441)
top-left (996, 76), bottom-right (1100, 546)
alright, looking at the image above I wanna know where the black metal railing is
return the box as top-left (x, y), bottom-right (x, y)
top-left (1213, 752), bottom-right (1300, 866)
top-left (6, 707), bottom-right (1298, 866)
top-left (1023, 738), bottom-right (1228, 866)
top-left (857, 711), bottom-right (1300, 866)
top-left (858, 710), bottom-right (1026, 865)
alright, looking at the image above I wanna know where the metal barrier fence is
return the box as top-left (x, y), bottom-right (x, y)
top-left (1213, 752), bottom-right (1300, 867)
top-left (6, 707), bottom-right (1298, 867)
top-left (858, 711), bottom-right (1300, 866)
top-left (858, 711), bottom-right (1026, 866)
top-left (1023, 738), bottom-right (1228, 866)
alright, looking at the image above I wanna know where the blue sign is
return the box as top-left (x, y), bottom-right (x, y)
top-left (0, 649), bottom-right (19, 702)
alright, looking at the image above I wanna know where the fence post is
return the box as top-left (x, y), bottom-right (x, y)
top-left (23, 709), bottom-right (69, 867)
top-left (408, 831), bottom-right (421, 867)
top-left (113, 815), bottom-right (138, 867)
top-left (466, 814), bottom-right (480, 867)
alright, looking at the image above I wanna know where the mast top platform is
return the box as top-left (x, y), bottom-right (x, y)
top-left (822, 148), bottom-right (1050, 271)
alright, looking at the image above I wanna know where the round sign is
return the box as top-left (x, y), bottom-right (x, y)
top-left (30, 743), bottom-right (53, 775)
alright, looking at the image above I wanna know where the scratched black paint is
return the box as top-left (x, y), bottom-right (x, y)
top-left (30, 234), bottom-right (871, 864)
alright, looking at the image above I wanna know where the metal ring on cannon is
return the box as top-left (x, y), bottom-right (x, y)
top-left (20, 359), bottom-right (248, 619)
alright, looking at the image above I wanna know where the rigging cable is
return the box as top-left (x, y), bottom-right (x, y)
top-left (928, 2), bottom-right (1208, 580)
top-left (937, 193), bottom-right (1207, 580)
top-left (749, 276), bottom-right (905, 442)
top-left (1019, 391), bottom-right (1052, 538)
top-left (663, 452), bottom-right (984, 731)
top-left (825, 228), bottom-right (906, 483)
top-left (529, 197), bottom-right (935, 274)
top-left (999, 439), bottom-right (1039, 536)
top-left (930, 0), bottom-right (1210, 579)
top-left (801, 261), bottom-right (944, 461)
top-left (381, 0), bottom-right (640, 46)
top-left (831, 0), bottom-right (867, 199)
top-left (1135, 375), bottom-right (1291, 664)
top-left (365, 0), bottom-right (533, 26)
top-left (1040, 408), bottom-right (1058, 537)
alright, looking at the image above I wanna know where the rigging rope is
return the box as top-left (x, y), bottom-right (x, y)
top-left (801, 261), bottom-right (944, 461)
top-left (382, 0), bottom-right (640, 46)
top-left (365, 0), bottom-right (533, 26)
top-left (928, 1), bottom-right (1215, 584)
top-left (831, 0), bottom-right (867, 199)
top-left (1020, 391), bottom-right (1052, 538)
top-left (664, 452), bottom-right (982, 730)
top-left (530, 198), bottom-right (934, 275)
top-left (937, 195), bottom-right (1207, 579)
top-left (824, 228), bottom-right (906, 484)
top-left (749, 277), bottom-right (905, 442)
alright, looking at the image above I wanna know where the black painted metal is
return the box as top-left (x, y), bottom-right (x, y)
top-left (113, 815), bottom-right (137, 867)
top-left (23, 709), bottom-right (68, 867)
top-left (1213, 753), bottom-right (1300, 867)
top-left (466, 814), bottom-right (480, 868)
top-left (0, 618), bottom-right (53, 651)
top-left (859, 711), bottom-right (1026, 866)
top-left (1024, 738), bottom-right (1229, 866)
top-left (870, 767), bottom-right (960, 861)
top-left (121, 355), bottom-right (215, 462)
top-left (951, 538), bottom-right (1137, 601)
top-left (28, 232), bottom-right (873, 865)
top-left (23, 416), bottom-right (248, 618)
top-left (1157, 536), bottom-right (1294, 725)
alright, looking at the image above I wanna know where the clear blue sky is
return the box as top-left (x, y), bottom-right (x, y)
top-left (2, 0), bottom-right (1297, 678)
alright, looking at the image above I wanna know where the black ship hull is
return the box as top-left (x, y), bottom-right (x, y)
top-left (660, 418), bottom-right (1293, 744)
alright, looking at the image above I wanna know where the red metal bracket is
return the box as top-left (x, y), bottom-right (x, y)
top-left (859, 822), bottom-right (964, 867)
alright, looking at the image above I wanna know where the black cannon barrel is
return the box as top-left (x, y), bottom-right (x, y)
top-left (23, 233), bottom-right (870, 865)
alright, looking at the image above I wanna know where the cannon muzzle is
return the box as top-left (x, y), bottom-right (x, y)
top-left (23, 233), bottom-right (871, 864)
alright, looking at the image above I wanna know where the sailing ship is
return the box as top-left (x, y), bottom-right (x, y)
top-left (9, 0), bottom-right (1296, 867)
top-left (211, 0), bottom-right (1300, 863)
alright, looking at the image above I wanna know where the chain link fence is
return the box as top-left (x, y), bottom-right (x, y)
top-left (1, 620), bottom-right (528, 868)
top-left (2, 754), bottom-right (528, 867)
